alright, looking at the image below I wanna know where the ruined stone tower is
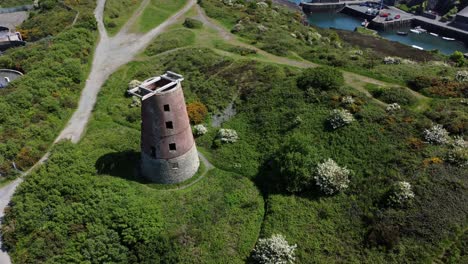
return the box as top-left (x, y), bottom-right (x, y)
top-left (128, 71), bottom-right (199, 183)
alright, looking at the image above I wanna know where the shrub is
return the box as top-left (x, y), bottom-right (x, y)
top-left (252, 234), bottom-right (297, 264)
top-left (423, 124), bottom-right (450, 145)
top-left (327, 109), bottom-right (355, 129)
top-left (455, 70), bottom-right (468, 82)
top-left (314, 159), bottom-right (350, 195)
top-left (388, 181), bottom-right (415, 207)
top-left (297, 66), bottom-right (344, 91)
top-left (447, 147), bottom-right (467, 167)
top-left (450, 51), bottom-right (465, 66)
top-left (183, 18), bottom-right (203, 29)
top-left (407, 75), bottom-right (433, 91)
top-left (374, 87), bottom-right (416, 106)
top-left (341, 96), bottom-right (355, 105)
top-left (187, 102), bottom-right (208, 124)
top-left (386, 103), bottom-right (401, 112)
top-left (447, 136), bottom-right (467, 167)
top-left (128, 79), bottom-right (141, 89)
top-left (217, 128), bottom-right (238, 143)
top-left (193, 124), bottom-right (208, 136)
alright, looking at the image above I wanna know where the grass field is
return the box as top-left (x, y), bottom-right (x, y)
top-left (136, 0), bottom-right (187, 33)
top-left (104, 0), bottom-right (143, 35)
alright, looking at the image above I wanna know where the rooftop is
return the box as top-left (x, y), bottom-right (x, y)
top-left (458, 6), bottom-right (468, 17)
top-left (127, 71), bottom-right (184, 101)
top-left (0, 69), bottom-right (23, 88)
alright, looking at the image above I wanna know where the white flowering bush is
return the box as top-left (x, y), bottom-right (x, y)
top-left (386, 103), bottom-right (401, 112)
top-left (341, 96), bottom-right (355, 105)
top-left (328, 109), bottom-right (355, 129)
top-left (128, 79), bottom-right (141, 89)
top-left (383, 57), bottom-right (401, 65)
top-left (193, 124), bottom-right (208, 136)
top-left (252, 234), bottom-right (297, 264)
top-left (447, 136), bottom-right (467, 167)
top-left (129, 96), bottom-right (141, 108)
top-left (257, 1), bottom-right (269, 9)
top-left (389, 181), bottom-right (415, 206)
top-left (455, 70), bottom-right (468, 82)
top-left (314, 159), bottom-right (350, 195)
top-left (423, 124), bottom-right (450, 145)
top-left (452, 136), bottom-right (467, 148)
top-left (217, 128), bottom-right (238, 143)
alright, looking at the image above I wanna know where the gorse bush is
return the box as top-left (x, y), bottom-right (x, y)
top-left (297, 66), bottom-right (344, 91)
top-left (183, 18), bottom-right (203, 29)
top-left (187, 101), bottom-right (208, 124)
top-left (252, 234), bottom-right (297, 264)
top-left (314, 159), bottom-right (350, 195)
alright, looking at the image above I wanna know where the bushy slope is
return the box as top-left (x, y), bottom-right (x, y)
top-left (0, 0), bottom-right (97, 180)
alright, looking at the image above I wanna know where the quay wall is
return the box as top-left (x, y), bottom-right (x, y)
top-left (301, 3), bottom-right (345, 13)
top-left (412, 19), bottom-right (468, 44)
top-left (370, 19), bottom-right (413, 31)
top-left (341, 6), bottom-right (375, 20)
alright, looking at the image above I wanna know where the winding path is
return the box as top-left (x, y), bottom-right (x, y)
top-left (0, 0), bottom-right (196, 263)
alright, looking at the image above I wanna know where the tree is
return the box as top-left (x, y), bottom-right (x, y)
top-left (450, 51), bottom-right (465, 66)
top-left (275, 133), bottom-right (315, 193)
top-left (297, 66), bottom-right (344, 91)
top-left (187, 102), bottom-right (208, 124)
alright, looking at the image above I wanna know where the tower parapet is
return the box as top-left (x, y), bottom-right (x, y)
top-left (128, 71), bottom-right (200, 184)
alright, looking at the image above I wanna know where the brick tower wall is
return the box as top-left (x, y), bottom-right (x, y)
top-left (140, 82), bottom-right (199, 183)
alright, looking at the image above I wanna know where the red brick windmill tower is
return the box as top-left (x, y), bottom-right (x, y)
top-left (128, 71), bottom-right (199, 183)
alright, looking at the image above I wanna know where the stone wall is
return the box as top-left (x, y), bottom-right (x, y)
top-left (141, 143), bottom-right (200, 184)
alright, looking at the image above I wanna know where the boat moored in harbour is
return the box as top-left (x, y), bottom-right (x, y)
top-left (412, 45), bottom-right (424, 50)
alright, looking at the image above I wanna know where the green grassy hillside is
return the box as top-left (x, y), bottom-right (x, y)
top-left (2, 0), bottom-right (467, 263)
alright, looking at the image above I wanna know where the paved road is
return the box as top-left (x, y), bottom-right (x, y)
top-left (0, 0), bottom-right (195, 263)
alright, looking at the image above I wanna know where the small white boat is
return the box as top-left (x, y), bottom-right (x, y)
top-left (430, 32), bottom-right (439, 37)
top-left (415, 26), bottom-right (427, 33)
top-left (442, 37), bottom-right (455, 41)
top-left (412, 45), bottom-right (424, 50)
top-left (410, 29), bottom-right (421, 34)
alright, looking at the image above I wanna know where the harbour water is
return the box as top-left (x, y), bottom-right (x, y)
top-left (306, 12), bottom-right (468, 54)
top-left (287, 1), bottom-right (468, 54)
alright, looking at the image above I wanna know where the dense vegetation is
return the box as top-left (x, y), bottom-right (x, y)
top-left (0, 0), bottom-right (97, 179)
top-left (2, 0), bottom-right (467, 263)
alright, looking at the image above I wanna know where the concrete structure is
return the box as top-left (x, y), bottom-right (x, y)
top-left (452, 6), bottom-right (468, 31)
top-left (0, 69), bottom-right (22, 88)
top-left (0, 26), bottom-right (24, 51)
top-left (128, 71), bottom-right (199, 184)
top-left (301, 0), bottom-right (376, 13)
